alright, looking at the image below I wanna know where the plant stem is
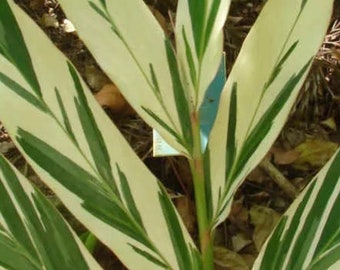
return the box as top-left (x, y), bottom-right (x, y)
top-left (189, 112), bottom-right (214, 270)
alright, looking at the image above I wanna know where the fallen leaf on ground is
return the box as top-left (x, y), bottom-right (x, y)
top-left (229, 197), bottom-right (249, 232)
top-left (292, 138), bottom-right (338, 171)
top-left (232, 233), bottom-right (252, 252)
top-left (241, 254), bottom-right (257, 269)
top-left (41, 13), bottom-right (59, 28)
top-left (247, 167), bottom-right (267, 184)
top-left (270, 147), bottom-right (300, 165)
top-left (250, 205), bottom-right (280, 252)
top-left (281, 127), bottom-right (306, 148)
top-left (320, 117), bottom-right (337, 131)
top-left (84, 65), bottom-right (110, 91)
top-left (214, 246), bottom-right (249, 270)
top-left (95, 84), bottom-right (135, 115)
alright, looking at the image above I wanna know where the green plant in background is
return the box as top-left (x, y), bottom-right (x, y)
top-left (0, 0), bottom-right (338, 269)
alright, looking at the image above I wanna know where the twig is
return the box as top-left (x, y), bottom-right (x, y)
top-left (260, 156), bottom-right (299, 199)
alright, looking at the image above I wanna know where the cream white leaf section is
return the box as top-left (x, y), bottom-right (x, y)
top-left (207, 0), bottom-right (334, 226)
top-left (175, 0), bottom-right (231, 110)
top-left (0, 155), bottom-right (102, 270)
top-left (57, 0), bottom-right (190, 154)
top-left (0, 2), bottom-right (199, 269)
top-left (253, 148), bottom-right (340, 270)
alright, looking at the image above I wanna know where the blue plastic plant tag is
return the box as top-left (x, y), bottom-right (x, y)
top-left (199, 55), bottom-right (226, 151)
top-left (153, 54), bottom-right (226, 156)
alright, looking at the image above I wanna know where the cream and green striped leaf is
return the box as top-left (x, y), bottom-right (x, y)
top-left (0, 0), bottom-right (337, 269)
top-left (175, 0), bottom-right (231, 110)
top-left (0, 154), bottom-right (102, 270)
top-left (254, 149), bottom-right (340, 270)
top-left (207, 0), bottom-right (334, 226)
top-left (0, 1), bottom-right (198, 269)
top-left (57, 0), bottom-right (193, 154)
top-left (0, 3), bottom-right (40, 97)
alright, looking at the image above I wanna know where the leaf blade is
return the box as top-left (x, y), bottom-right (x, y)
top-left (0, 2), bottom-right (198, 269)
top-left (207, 0), bottom-right (334, 225)
top-left (175, 0), bottom-right (231, 109)
top-left (59, 0), bottom-right (188, 154)
top-left (0, 155), bottom-right (101, 270)
top-left (253, 149), bottom-right (340, 270)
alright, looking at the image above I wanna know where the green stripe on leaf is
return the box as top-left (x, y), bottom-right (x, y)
top-left (0, 72), bottom-right (46, 112)
top-left (0, 155), bottom-right (91, 270)
top-left (224, 82), bottom-right (237, 188)
top-left (116, 164), bottom-right (145, 229)
top-left (0, 156), bottom-right (39, 258)
top-left (285, 151), bottom-right (340, 269)
top-left (301, 0), bottom-right (308, 10)
top-left (67, 62), bottom-right (117, 193)
top-left (158, 183), bottom-right (194, 269)
top-left (16, 128), bottom-right (108, 199)
top-left (88, 1), bottom-right (110, 23)
top-left (310, 244), bottom-right (340, 270)
top-left (16, 129), bottom-right (158, 255)
top-left (233, 59), bottom-right (312, 182)
top-left (265, 41), bottom-right (299, 91)
top-left (204, 0), bottom-right (223, 54)
top-left (0, 232), bottom-right (39, 270)
top-left (187, 0), bottom-right (207, 59)
top-left (130, 245), bottom-right (169, 269)
top-left (142, 106), bottom-right (183, 145)
top-left (0, 1), bottom-right (41, 96)
top-left (255, 148), bottom-right (340, 269)
top-left (182, 28), bottom-right (197, 87)
top-left (261, 182), bottom-right (314, 269)
top-left (54, 87), bottom-right (78, 145)
top-left (31, 191), bottom-right (91, 270)
top-left (258, 216), bottom-right (289, 269)
top-left (149, 64), bottom-right (161, 98)
top-left (312, 198), bottom-right (340, 264)
top-left (203, 148), bottom-right (214, 223)
top-left (164, 40), bottom-right (193, 152)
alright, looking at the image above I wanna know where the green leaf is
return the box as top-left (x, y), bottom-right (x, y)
top-left (253, 149), bottom-right (340, 269)
top-left (0, 155), bottom-right (101, 270)
top-left (0, 0), bottom-right (41, 96)
top-left (88, 1), bottom-right (110, 23)
top-left (175, 0), bottom-right (231, 109)
top-left (55, 87), bottom-right (78, 144)
top-left (0, 231), bottom-right (40, 270)
top-left (231, 59), bottom-right (312, 184)
top-left (58, 0), bottom-right (188, 154)
top-left (68, 62), bottom-right (116, 192)
top-left (130, 245), bottom-right (169, 269)
top-left (224, 83), bottom-right (237, 183)
top-left (164, 39), bottom-right (193, 152)
top-left (158, 183), bottom-right (202, 269)
top-left (142, 106), bottom-right (183, 144)
top-left (0, 2), bottom-right (197, 269)
top-left (0, 72), bottom-right (46, 112)
top-left (207, 0), bottom-right (334, 226)
top-left (116, 164), bottom-right (144, 228)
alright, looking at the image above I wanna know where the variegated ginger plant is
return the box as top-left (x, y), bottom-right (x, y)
top-left (0, 0), bottom-right (338, 269)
